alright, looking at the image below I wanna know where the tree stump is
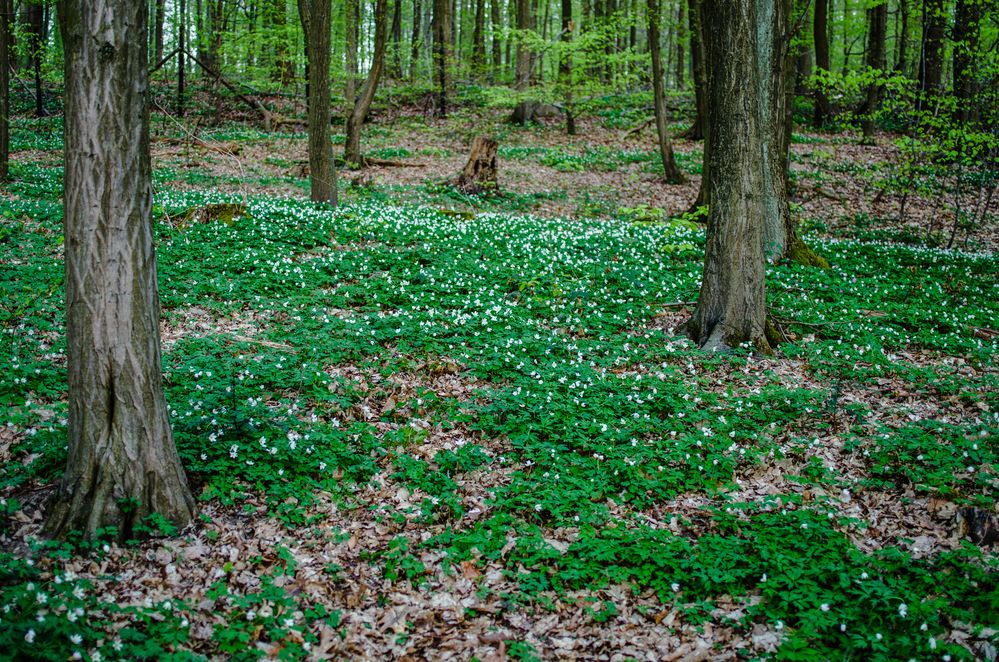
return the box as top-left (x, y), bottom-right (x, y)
top-left (454, 136), bottom-right (498, 195)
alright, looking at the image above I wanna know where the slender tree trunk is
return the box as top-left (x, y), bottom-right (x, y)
top-left (178, 0), bottom-right (187, 116)
top-left (432, 0), bottom-right (451, 115)
top-left (648, 0), bottom-right (684, 183)
top-left (390, 0), bottom-right (403, 77)
top-left (204, 0), bottom-right (223, 75)
top-left (674, 0), bottom-right (685, 88)
top-left (895, 0), bottom-right (909, 73)
top-left (684, 0), bottom-right (775, 352)
top-left (46, 0), bottom-right (196, 542)
top-left (918, 0), bottom-right (945, 98)
top-left (472, 0), bottom-right (485, 74)
top-left (952, 0), bottom-right (980, 122)
top-left (0, 0), bottom-right (9, 182)
top-left (269, 0), bottom-right (295, 84)
top-left (410, 0), bottom-right (423, 78)
top-left (860, 1), bottom-right (887, 141)
top-left (812, 0), bottom-right (831, 125)
top-left (345, 0), bottom-right (359, 105)
top-left (514, 0), bottom-right (533, 88)
top-left (490, 0), bottom-right (502, 78)
top-left (346, 0), bottom-right (389, 165)
top-left (559, 0), bottom-right (575, 134)
top-left (299, 0), bottom-right (336, 203)
top-left (23, 1), bottom-right (46, 116)
top-left (685, 0), bottom-right (707, 140)
top-left (153, 0), bottom-right (166, 64)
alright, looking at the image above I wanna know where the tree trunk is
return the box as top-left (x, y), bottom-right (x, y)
top-left (178, 0), bottom-right (187, 116)
top-left (514, 0), bottom-right (533, 89)
top-left (153, 0), bottom-right (166, 64)
top-left (674, 0), bottom-right (685, 88)
top-left (432, 0), bottom-right (451, 115)
top-left (648, 0), bottom-right (684, 183)
top-left (471, 0), bottom-right (486, 74)
top-left (454, 136), bottom-right (498, 193)
top-left (46, 0), bottom-right (196, 542)
top-left (299, 0), bottom-right (337, 203)
top-left (952, 0), bottom-right (980, 122)
top-left (345, 0), bottom-right (359, 106)
top-left (684, 0), bottom-right (774, 352)
top-left (559, 0), bottom-right (575, 135)
top-left (0, 0), bottom-right (9, 182)
top-left (22, 0), bottom-right (46, 116)
top-left (204, 0), bottom-right (223, 75)
top-left (918, 0), bottom-right (945, 98)
top-left (894, 0), bottom-right (909, 73)
top-left (812, 0), bottom-right (831, 125)
top-left (269, 0), bottom-right (295, 84)
top-left (410, 0), bottom-right (423, 78)
top-left (860, 1), bottom-right (887, 141)
top-left (491, 0), bottom-right (502, 78)
top-left (346, 0), bottom-right (389, 165)
top-left (390, 0), bottom-right (403, 77)
top-left (684, 0), bottom-right (707, 140)
top-left (759, 0), bottom-right (792, 262)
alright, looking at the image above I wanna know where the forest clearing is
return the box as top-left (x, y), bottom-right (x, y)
top-left (0, 0), bottom-right (998, 660)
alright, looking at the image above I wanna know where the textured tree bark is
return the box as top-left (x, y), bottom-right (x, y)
top-left (269, 0), bottom-right (296, 84)
top-left (860, 1), bottom-right (887, 141)
top-left (759, 0), bottom-right (792, 262)
top-left (345, 0), bottom-right (389, 166)
top-left (391, 0), bottom-right (403, 77)
top-left (648, 0), bottom-right (684, 183)
top-left (45, 0), bottom-right (196, 542)
top-left (684, 0), bottom-right (772, 352)
top-left (471, 0), bottom-right (486, 74)
top-left (299, 0), bottom-right (337, 203)
top-left (432, 0), bottom-right (451, 115)
top-left (454, 136), bottom-right (498, 193)
top-left (0, 0), bottom-right (10, 182)
top-left (812, 0), bottom-right (831, 126)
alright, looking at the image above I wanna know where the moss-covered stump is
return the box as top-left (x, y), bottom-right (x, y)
top-left (787, 235), bottom-right (831, 269)
top-left (174, 203), bottom-right (249, 229)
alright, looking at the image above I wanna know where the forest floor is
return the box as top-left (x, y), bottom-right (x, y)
top-left (1, 92), bottom-right (998, 661)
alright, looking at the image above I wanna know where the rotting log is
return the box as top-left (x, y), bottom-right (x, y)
top-left (454, 136), bottom-right (498, 195)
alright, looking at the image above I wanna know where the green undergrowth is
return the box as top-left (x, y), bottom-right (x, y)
top-left (1, 156), bottom-right (996, 659)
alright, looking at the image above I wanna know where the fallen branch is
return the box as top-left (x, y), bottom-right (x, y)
top-left (362, 156), bottom-right (426, 168)
top-left (806, 183), bottom-right (848, 203)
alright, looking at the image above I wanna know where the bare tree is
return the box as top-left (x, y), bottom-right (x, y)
top-left (45, 0), bottom-right (196, 541)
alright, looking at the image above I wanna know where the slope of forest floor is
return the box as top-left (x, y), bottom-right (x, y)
top-left (1, 99), bottom-right (997, 661)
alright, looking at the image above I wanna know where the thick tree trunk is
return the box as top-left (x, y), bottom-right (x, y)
top-left (46, 0), bottom-right (196, 542)
top-left (345, 0), bottom-right (359, 106)
top-left (684, 0), bottom-right (773, 352)
top-left (455, 136), bottom-right (498, 193)
top-left (0, 0), bottom-right (9, 182)
top-left (432, 0), bottom-right (451, 115)
top-left (204, 0), bottom-right (223, 75)
top-left (918, 0), bottom-right (945, 98)
top-left (860, 1), bottom-right (887, 141)
top-left (299, 0), bottom-right (337, 203)
top-left (759, 0), bottom-right (792, 262)
top-left (346, 0), bottom-right (389, 166)
top-left (559, 0), bottom-right (575, 135)
top-left (648, 0), bottom-right (684, 183)
top-left (812, 0), bottom-right (831, 125)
